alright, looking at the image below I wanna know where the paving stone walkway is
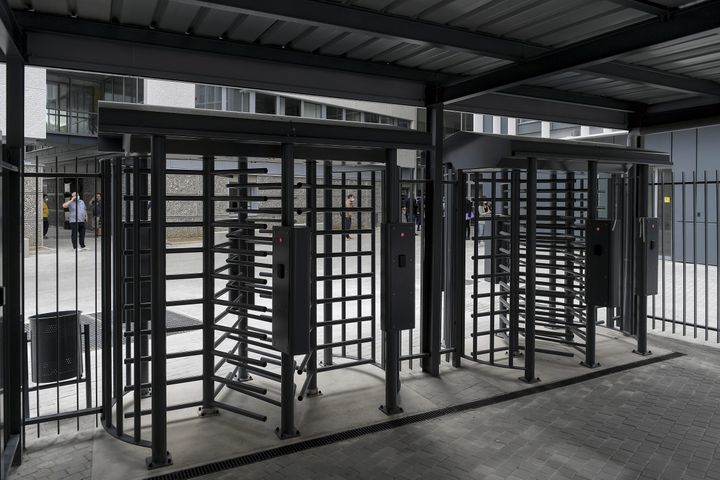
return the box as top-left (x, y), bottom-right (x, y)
top-left (10, 334), bottom-right (720, 480)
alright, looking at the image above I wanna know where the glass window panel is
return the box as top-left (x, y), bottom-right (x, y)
top-left (113, 78), bottom-right (123, 102)
top-left (326, 106), bottom-right (343, 120)
top-left (364, 112), bottom-right (379, 123)
top-left (255, 93), bottom-right (277, 114)
top-left (125, 78), bottom-right (137, 103)
top-left (227, 89), bottom-right (250, 112)
top-left (281, 97), bottom-right (301, 116)
top-left (303, 102), bottom-right (322, 118)
top-left (345, 109), bottom-right (361, 122)
top-left (138, 79), bottom-right (144, 104)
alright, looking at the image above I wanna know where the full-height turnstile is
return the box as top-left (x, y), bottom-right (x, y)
top-left (97, 103), bottom-right (432, 468)
top-left (443, 132), bottom-right (670, 381)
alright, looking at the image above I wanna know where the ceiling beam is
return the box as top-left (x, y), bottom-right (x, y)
top-left (0, 0), bottom-right (25, 58)
top-left (16, 12), bottom-right (451, 84)
top-left (631, 101), bottom-right (720, 134)
top-left (171, 0), bottom-right (545, 61)
top-left (498, 85), bottom-right (645, 112)
top-left (585, 62), bottom-right (720, 97)
top-left (440, 0), bottom-right (720, 104)
top-left (603, 0), bottom-right (673, 16)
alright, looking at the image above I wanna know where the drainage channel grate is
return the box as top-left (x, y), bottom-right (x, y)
top-left (148, 351), bottom-right (685, 480)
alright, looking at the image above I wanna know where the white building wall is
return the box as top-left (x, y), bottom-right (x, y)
top-left (144, 79), bottom-right (195, 108)
top-left (0, 65), bottom-right (46, 140)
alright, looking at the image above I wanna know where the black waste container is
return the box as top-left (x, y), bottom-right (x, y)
top-left (29, 311), bottom-right (82, 384)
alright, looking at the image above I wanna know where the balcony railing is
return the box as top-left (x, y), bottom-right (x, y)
top-left (46, 109), bottom-right (98, 136)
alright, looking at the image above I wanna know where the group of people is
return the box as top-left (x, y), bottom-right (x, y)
top-left (465, 198), bottom-right (492, 240)
top-left (403, 193), bottom-right (424, 231)
top-left (41, 192), bottom-right (102, 250)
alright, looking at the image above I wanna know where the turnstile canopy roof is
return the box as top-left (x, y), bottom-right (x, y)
top-left (444, 132), bottom-right (671, 173)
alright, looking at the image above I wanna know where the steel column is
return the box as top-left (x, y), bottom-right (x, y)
top-left (522, 159), bottom-right (538, 383)
top-left (381, 148), bottom-right (402, 415)
top-left (306, 160), bottom-right (319, 395)
top-left (2, 53), bottom-right (24, 469)
top-left (509, 170), bottom-right (521, 359)
top-left (201, 156), bottom-right (218, 415)
top-left (147, 135), bottom-right (172, 469)
top-left (421, 104), bottom-right (443, 376)
top-left (112, 158), bottom-right (125, 436)
top-left (583, 161), bottom-right (600, 368)
top-left (277, 142), bottom-right (299, 438)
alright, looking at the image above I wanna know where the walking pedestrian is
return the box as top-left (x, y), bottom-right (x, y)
top-left (342, 193), bottom-right (355, 239)
top-left (62, 192), bottom-right (87, 250)
top-left (42, 194), bottom-right (49, 239)
top-left (90, 192), bottom-right (102, 236)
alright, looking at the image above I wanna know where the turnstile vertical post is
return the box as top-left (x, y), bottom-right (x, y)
top-left (421, 104), bottom-right (443, 376)
top-left (381, 148), bottom-right (403, 415)
top-left (322, 162), bottom-right (333, 367)
top-left (509, 170), bottom-right (521, 360)
top-left (635, 164), bottom-right (651, 356)
top-left (277, 142), bottom-right (300, 439)
top-left (101, 159), bottom-right (113, 428)
top-left (451, 171), bottom-right (466, 367)
top-left (201, 156), bottom-right (218, 415)
top-left (583, 161), bottom-right (601, 368)
top-left (522, 159), bottom-right (538, 383)
top-left (306, 160), bottom-right (319, 395)
top-left (147, 135), bottom-right (171, 469)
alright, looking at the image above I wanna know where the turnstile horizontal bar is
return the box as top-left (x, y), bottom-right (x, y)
top-left (213, 401), bottom-right (268, 422)
top-left (167, 298), bottom-right (204, 307)
top-left (167, 247), bottom-right (204, 254)
top-left (122, 401), bottom-right (204, 419)
top-left (319, 316), bottom-right (374, 326)
top-left (317, 358), bottom-right (376, 372)
top-left (166, 195), bottom-right (203, 202)
top-left (166, 273), bottom-right (204, 281)
top-left (316, 294), bottom-right (373, 304)
top-left (316, 251), bottom-right (373, 258)
top-left (316, 337), bottom-right (373, 350)
top-left (213, 168), bottom-right (269, 175)
top-left (166, 221), bottom-right (204, 227)
top-left (317, 272), bottom-right (374, 281)
top-left (315, 229), bottom-right (374, 235)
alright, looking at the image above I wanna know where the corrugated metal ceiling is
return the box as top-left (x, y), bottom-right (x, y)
top-left (7, 0), bottom-right (720, 125)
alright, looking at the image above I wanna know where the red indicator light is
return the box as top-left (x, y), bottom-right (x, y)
top-left (278, 237), bottom-right (284, 244)
top-left (595, 227), bottom-right (601, 232)
top-left (400, 232), bottom-right (405, 238)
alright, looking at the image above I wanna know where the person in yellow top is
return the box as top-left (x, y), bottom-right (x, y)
top-left (42, 194), bottom-right (49, 239)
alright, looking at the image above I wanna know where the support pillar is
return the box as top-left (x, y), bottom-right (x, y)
top-left (101, 159), bottom-right (113, 427)
top-left (147, 135), bottom-right (172, 469)
top-left (634, 164), bottom-right (651, 356)
top-left (451, 170), bottom-right (466, 367)
top-left (421, 104), bottom-right (443, 376)
top-left (2, 53), bottom-right (24, 469)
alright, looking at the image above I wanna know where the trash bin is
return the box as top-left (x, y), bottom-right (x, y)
top-left (29, 311), bottom-right (82, 384)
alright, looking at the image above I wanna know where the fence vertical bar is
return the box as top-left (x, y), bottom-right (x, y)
top-left (112, 158), bottom-right (124, 436)
top-left (323, 162), bottom-right (333, 367)
top-left (147, 135), bottom-right (171, 469)
top-left (704, 171), bottom-right (708, 341)
top-left (306, 160), bottom-right (319, 395)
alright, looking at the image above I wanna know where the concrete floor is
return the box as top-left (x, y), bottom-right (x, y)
top-left (14, 227), bottom-right (720, 479)
top-left (12, 332), bottom-right (719, 480)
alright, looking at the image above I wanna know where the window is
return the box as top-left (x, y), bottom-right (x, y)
top-left (397, 119), bottom-right (412, 129)
top-left (47, 76), bottom-right (99, 136)
top-left (280, 97), bottom-right (301, 116)
top-left (303, 102), bottom-right (323, 119)
top-left (364, 112), bottom-right (380, 123)
top-left (195, 85), bottom-right (223, 110)
top-left (444, 111), bottom-right (462, 135)
top-left (345, 109), bottom-right (361, 122)
top-left (227, 89), bottom-right (250, 112)
top-left (326, 106), bottom-right (343, 120)
top-left (103, 77), bottom-right (143, 104)
top-left (255, 93), bottom-right (277, 114)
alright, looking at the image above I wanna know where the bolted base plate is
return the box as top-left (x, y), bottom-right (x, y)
top-left (580, 361), bottom-right (601, 369)
top-left (379, 404), bottom-right (404, 416)
top-left (633, 349), bottom-right (652, 357)
top-left (519, 376), bottom-right (541, 384)
top-left (145, 452), bottom-right (173, 470)
top-left (198, 407), bottom-right (220, 417)
top-left (305, 389), bottom-right (323, 398)
top-left (275, 427), bottom-right (300, 440)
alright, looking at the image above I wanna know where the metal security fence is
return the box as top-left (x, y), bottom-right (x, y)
top-left (648, 169), bottom-right (720, 343)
